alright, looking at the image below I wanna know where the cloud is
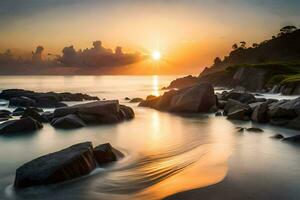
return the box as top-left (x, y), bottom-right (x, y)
top-left (0, 41), bottom-right (147, 75)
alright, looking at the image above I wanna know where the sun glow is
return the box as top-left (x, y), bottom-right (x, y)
top-left (152, 51), bottom-right (161, 60)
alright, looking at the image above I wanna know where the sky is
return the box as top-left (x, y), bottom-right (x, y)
top-left (0, 0), bottom-right (299, 74)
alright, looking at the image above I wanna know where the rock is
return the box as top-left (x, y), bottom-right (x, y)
top-left (217, 100), bottom-right (227, 109)
top-left (269, 85), bottom-right (280, 94)
top-left (0, 117), bottom-right (43, 135)
top-left (268, 97), bottom-right (300, 118)
top-left (224, 99), bottom-right (251, 116)
top-left (0, 109), bottom-right (11, 115)
top-left (270, 134), bottom-right (284, 139)
top-left (0, 89), bottom-right (98, 108)
top-left (251, 102), bottom-right (269, 123)
top-left (139, 83), bottom-right (217, 113)
top-left (236, 127), bottom-right (245, 132)
top-left (51, 114), bottom-right (86, 129)
top-left (286, 116), bottom-right (300, 130)
top-left (9, 97), bottom-right (36, 107)
top-left (227, 109), bottom-right (250, 121)
top-left (93, 143), bottom-right (120, 164)
top-left (54, 100), bottom-right (134, 125)
top-left (14, 142), bottom-right (96, 189)
top-left (12, 107), bottom-right (25, 116)
top-left (21, 108), bottom-right (47, 123)
top-left (41, 112), bottom-right (54, 122)
top-left (283, 135), bottom-right (300, 144)
top-left (246, 127), bottom-right (264, 132)
top-left (270, 118), bottom-right (290, 126)
top-left (215, 112), bottom-right (222, 116)
top-left (255, 98), bottom-right (267, 102)
top-left (164, 75), bottom-right (199, 89)
top-left (146, 95), bottom-right (157, 100)
top-left (129, 98), bottom-right (144, 103)
top-left (223, 91), bottom-right (256, 104)
top-left (125, 97), bottom-right (130, 100)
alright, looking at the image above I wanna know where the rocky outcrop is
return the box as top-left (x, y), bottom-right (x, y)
top-left (0, 117), bottom-right (43, 135)
top-left (14, 142), bottom-right (122, 189)
top-left (53, 100), bottom-right (134, 127)
top-left (163, 75), bottom-right (199, 89)
top-left (139, 83), bottom-right (216, 113)
top-left (51, 114), bottom-right (86, 129)
top-left (0, 89), bottom-right (99, 108)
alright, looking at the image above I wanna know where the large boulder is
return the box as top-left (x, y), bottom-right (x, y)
top-left (139, 83), bottom-right (216, 113)
top-left (0, 117), bottom-right (43, 135)
top-left (14, 142), bottom-right (96, 189)
top-left (51, 114), bottom-right (86, 129)
top-left (93, 143), bottom-right (123, 164)
top-left (53, 100), bottom-right (134, 125)
top-left (251, 102), bottom-right (269, 123)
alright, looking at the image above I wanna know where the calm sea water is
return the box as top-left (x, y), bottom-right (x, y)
top-left (0, 76), bottom-right (299, 200)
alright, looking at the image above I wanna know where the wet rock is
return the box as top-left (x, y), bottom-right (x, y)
top-left (54, 100), bottom-right (134, 125)
top-left (124, 97), bottom-right (130, 100)
top-left (41, 112), bottom-right (54, 122)
top-left (270, 118), bottom-right (290, 126)
top-left (14, 142), bottom-right (96, 189)
top-left (0, 109), bottom-right (11, 115)
top-left (283, 135), bottom-right (300, 144)
top-left (12, 107), bottom-right (25, 116)
top-left (139, 83), bottom-right (216, 113)
top-left (217, 100), bottom-right (227, 109)
top-left (268, 97), bottom-right (300, 118)
top-left (0, 117), bottom-right (43, 135)
top-left (51, 114), bottom-right (86, 129)
top-left (251, 102), bottom-right (269, 123)
top-left (224, 99), bottom-right (251, 116)
top-left (93, 143), bottom-right (120, 164)
top-left (129, 98), bottom-right (144, 103)
top-left (227, 109), bottom-right (250, 121)
top-left (270, 134), bottom-right (284, 139)
top-left (246, 127), bottom-right (264, 132)
top-left (215, 111), bottom-right (222, 116)
top-left (286, 116), bottom-right (300, 130)
top-left (21, 108), bottom-right (47, 123)
top-left (236, 127), bottom-right (245, 132)
top-left (9, 97), bottom-right (36, 107)
top-left (222, 91), bottom-right (256, 104)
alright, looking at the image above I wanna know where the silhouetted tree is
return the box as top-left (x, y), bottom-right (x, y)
top-left (232, 43), bottom-right (238, 50)
top-left (252, 43), bottom-right (259, 48)
top-left (213, 57), bottom-right (222, 65)
top-left (240, 41), bottom-right (246, 49)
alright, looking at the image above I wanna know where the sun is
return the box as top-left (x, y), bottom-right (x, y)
top-left (152, 51), bottom-right (161, 60)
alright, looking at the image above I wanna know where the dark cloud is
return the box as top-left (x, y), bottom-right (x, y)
top-left (0, 41), bottom-right (146, 75)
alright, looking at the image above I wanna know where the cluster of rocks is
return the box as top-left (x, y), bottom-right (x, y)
top-left (216, 90), bottom-right (300, 130)
top-left (0, 89), bottom-right (99, 108)
top-left (0, 100), bottom-right (134, 135)
top-left (139, 83), bottom-right (217, 113)
top-left (14, 142), bottom-right (123, 189)
top-left (269, 83), bottom-right (300, 95)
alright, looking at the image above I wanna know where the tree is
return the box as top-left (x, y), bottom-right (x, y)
top-left (232, 43), bottom-right (238, 50)
top-left (279, 25), bottom-right (297, 36)
top-left (240, 41), bottom-right (246, 49)
top-left (252, 43), bottom-right (259, 48)
top-left (213, 57), bottom-right (222, 65)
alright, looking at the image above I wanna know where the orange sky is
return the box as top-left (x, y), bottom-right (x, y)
top-left (0, 0), bottom-right (299, 74)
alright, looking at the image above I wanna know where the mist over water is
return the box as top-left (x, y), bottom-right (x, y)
top-left (0, 76), bottom-right (299, 200)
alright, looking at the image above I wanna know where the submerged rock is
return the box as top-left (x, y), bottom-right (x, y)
top-left (93, 143), bottom-right (123, 164)
top-left (129, 98), bottom-right (144, 103)
top-left (270, 134), bottom-right (284, 139)
top-left (246, 127), bottom-right (264, 132)
top-left (283, 135), bottom-right (300, 144)
top-left (14, 142), bottom-right (96, 189)
top-left (51, 114), bottom-right (86, 129)
top-left (0, 117), bottom-right (43, 135)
